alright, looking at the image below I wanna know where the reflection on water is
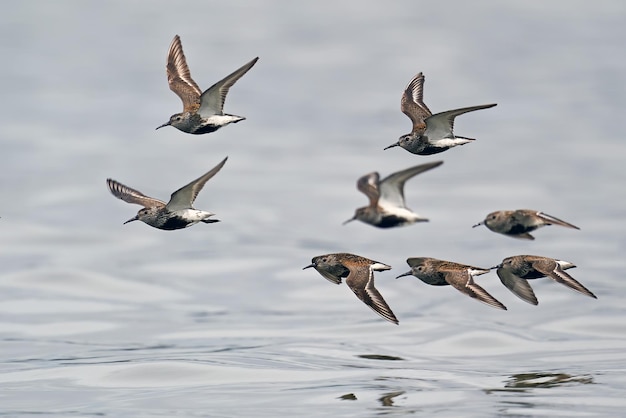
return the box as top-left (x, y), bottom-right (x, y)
top-left (378, 390), bottom-right (405, 407)
top-left (486, 371), bottom-right (595, 393)
top-left (356, 354), bottom-right (405, 361)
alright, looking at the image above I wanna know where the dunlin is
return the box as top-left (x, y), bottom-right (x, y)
top-left (107, 157), bottom-right (227, 230)
top-left (156, 35), bottom-right (258, 134)
top-left (303, 253), bottom-right (399, 324)
top-left (343, 161), bottom-right (443, 228)
top-left (473, 209), bottom-right (580, 240)
top-left (396, 257), bottom-right (507, 310)
top-left (385, 85), bottom-right (497, 154)
top-left (493, 255), bottom-right (596, 305)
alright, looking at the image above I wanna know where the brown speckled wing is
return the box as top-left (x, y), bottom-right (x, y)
top-left (532, 259), bottom-right (596, 299)
top-left (401, 72), bottom-right (432, 134)
top-left (346, 264), bottom-right (398, 324)
top-left (166, 35), bottom-right (202, 112)
top-left (444, 269), bottom-right (507, 310)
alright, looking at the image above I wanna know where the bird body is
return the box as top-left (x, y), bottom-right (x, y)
top-left (107, 157), bottom-right (227, 230)
top-left (473, 209), bottom-right (579, 240)
top-left (344, 161), bottom-right (443, 228)
top-left (156, 35), bottom-right (258, 134)
top-left (396, 257), bottom-right (507, 310)
top-left (303, 253), bottom-right (399, 324)
top-left (494, 255), bottom-right (596, 305)
top-left (385, 72), bottom-right (496, 155)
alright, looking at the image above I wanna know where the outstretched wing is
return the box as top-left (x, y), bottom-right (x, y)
top-left (106, 179), bottom-right (165, 208)
top-left (166, 35), bottom-right (202, 112)
top-left (378, 161), bottom-right (443, 208)
top-left (401, 72), bottom-right (432, 133)
top-left (496, 266), bottom-right (538, 305)
top-left (424, 103), bottom-right (497, 140)
top-left (532, 259), bottom-right (596, 299)
top-left (167, 157), bottom-right (228, 211)
top-left (346, 264), bottom-right (399, 325)
top-left (445, 269), bottom-right (507, 310)
top-left (356, 171), bottom-right (380, 207)
top-left (198, 57), bottom-right (259, 117)
top-left (535, 211), bottom-right (580, 230)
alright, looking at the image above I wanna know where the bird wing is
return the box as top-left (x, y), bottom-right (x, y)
top-left (106, 179), bottom-right (165, 208)
top-left (315, 269), bottom-right (343, 285)
top-left (167, 157), bottom-right (228, 211)
top-left (198, 57), bottom-right (259, 117)
top-left (535, 211), bottom-right (580, 230)
top-left (166, 35), bottom-right (202, 112)
top-left (378, 161), bottom-right (443, 208)
top-left (532, 259), bottom-right (597, 299)
top-left (400, 72), bottom-right (432, 133)
top-left (356, 171), bottom-right (381, 207)
top-left (496, 266), bottom-right (538, 305)
top-left (424, 103), bottom-right (497, 141)
top-left (444, 269), bottom-right (507, 310)
top-left (346, 264), bottom-right (399, 324)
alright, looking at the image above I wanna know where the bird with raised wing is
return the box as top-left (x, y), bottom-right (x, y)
top-left (107, 157), bottom-right (227, 230)
top-left (156, 35), bottom-right (258, 134)
top-left (344, 161), bottom-right (443, 228)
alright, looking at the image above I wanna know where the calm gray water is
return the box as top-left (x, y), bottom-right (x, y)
top-left (1, 1), bottom-right (625, 416)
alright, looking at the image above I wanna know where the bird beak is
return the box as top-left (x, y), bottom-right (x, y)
top-left (155, 121), bottom-right (170, 130)
top-left (472, 221), bottom-right (484, 228)
top-left (123, 216), bottom-right (139, 225)
top-left (395, 271), bottom-right (413, 279)
top-left (489, 264), bottom-right (502, 270)
top-left (302, 263), bottom-right (316, 270)
top-left (342, 216), bottom-right (356, 225)
top-left (383, 142), bottom-right (400, 150)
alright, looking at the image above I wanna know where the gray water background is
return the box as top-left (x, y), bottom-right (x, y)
top-left (1, 1), bottom-right (625, 416)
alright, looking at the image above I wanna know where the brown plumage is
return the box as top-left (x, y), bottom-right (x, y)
top-left (396, 257), bottom-right (507, 310)
top-left (303, 253), bottom-right (399, 324)
top-left (494, 255), bottom-right (596, 305)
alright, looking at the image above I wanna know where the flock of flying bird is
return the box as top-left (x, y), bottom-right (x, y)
top-left (105, 35), bottom-right (596, 325)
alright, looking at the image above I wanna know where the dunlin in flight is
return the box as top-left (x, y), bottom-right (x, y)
top-left (107, 157), bottom-right (227, 230)
top-left (156, 35), bottom-right (258, 134)
top-left (384, 72), bottom-right (496, 155)
top-left (473, 209), bottom-right (580, 240)
top-left (343, 161), bottom-right (443, 228)
top-left (396, 257), bottom-right (507, 310)
top-left (493, 255), bottom-right (596, 305)
top-left (303, 253), bottom-right (399, 324)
